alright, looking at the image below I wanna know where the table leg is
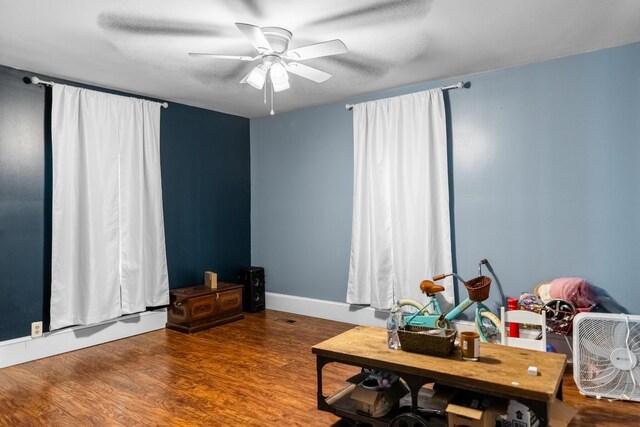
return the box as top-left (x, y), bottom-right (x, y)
top-left (556, 378), bottom-right (563, 400)
top-left (401, 374), bottom-right (433, 413)
top-left (316, 355), bottom-right (330, 410)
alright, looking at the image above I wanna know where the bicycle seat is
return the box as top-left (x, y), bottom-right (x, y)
top-left (419, 280), bottom-right (444, 295)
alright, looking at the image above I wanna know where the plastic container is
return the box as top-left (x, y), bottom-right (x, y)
top-left (508, 297), bottom-right (520, 338)
top-left (387, 302), bottom-right (403, 350)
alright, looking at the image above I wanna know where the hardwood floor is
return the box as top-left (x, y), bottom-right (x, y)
top-left (0, 310), bottom-right (638, 426)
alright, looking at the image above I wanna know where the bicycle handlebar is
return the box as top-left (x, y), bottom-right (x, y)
top-left (433, 272), bottom-right (468, 283)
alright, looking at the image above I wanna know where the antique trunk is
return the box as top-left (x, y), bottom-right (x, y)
top-left (166, 282), bottom-right (244, 333)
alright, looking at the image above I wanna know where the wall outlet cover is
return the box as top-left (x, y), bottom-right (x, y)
top-left (31, 321), bottom-right (43, 338)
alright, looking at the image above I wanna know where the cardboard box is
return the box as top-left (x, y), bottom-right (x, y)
top-left (445, 393), bottom-right (506, 427)
top-left (348, 374), bottom-right (409, 418)
top-left (435, 384), bottom-right (576, 427)
top-left (204, 271), bottom-right (217, 289)
top-left (447, 402), bottom-right (502, 427)
top-left (548, 400), bottom-right (578, 427)
top-left (507, 399), bottom-right (577, 427)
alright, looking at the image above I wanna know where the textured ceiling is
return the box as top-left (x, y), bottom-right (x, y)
top-left (1, 0), bottom-right (640, 117)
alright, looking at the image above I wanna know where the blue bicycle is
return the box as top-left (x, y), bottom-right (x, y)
top-left (398, 260), bottom-right (502, 343)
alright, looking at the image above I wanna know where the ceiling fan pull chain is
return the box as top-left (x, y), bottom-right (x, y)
top-left (263, 82), bottom-right (267, 104)
top-left (270, 81), bottom-right (275, 115)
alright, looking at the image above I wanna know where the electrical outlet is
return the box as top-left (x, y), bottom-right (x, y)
top-left (31, 321), bottom-right (43, 338)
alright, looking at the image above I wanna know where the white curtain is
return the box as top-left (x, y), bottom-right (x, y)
top-left (347, 89), bottom-right (453, 309)
top-left (50, 85), bottom-right (169, 331)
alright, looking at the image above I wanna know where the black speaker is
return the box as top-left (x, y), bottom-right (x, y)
top-left (238, 266), bottom-right (265, 312)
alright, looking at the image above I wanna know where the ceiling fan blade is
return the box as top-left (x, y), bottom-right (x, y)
top-left (235, 22), bottom-right (272, 53)
top-left (306, 0), bottom-right (427, 27)
top-left (284, 62), bottom-right (332, 83)
top-left (189, 53), bottom-right (257, 61)
top-left (98, 13), bottom-right (232, 37)
top-left (284, 39), bottom-right (347, 60)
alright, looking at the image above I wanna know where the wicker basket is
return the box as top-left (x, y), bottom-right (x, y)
top-left (397, 325), bottom-right (457, 357)
top-left (464, 275), bottom-right (492, 302)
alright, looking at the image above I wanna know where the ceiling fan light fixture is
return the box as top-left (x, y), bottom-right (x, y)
top-left (272, 79), bottom-right (290, 93)
top-left (270, 62), bottom-right (289, 92)
top-left (247, 63), bottom-right (267, 90)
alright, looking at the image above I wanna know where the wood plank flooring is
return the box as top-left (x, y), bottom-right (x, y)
top-left (0, 310), bottom-right (639, 426)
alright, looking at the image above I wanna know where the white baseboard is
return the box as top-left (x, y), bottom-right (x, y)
top-left (0, 308), bottom-right (167, 369)
top-left (266, 291), bottom-right (386, 327)
top-left (265, 291), bottom-right (479, 331)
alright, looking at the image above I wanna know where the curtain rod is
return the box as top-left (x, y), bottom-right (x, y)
top-left (27, 76), bottom-right (169, 109)
top-left (344, 81), bottom-right (467, 111)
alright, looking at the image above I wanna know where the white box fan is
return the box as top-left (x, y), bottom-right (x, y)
top-left (573, 312), bottom-right (640, 401)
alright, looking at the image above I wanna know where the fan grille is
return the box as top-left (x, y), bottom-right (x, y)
top-left (574, 313), bottom-right (640, 401)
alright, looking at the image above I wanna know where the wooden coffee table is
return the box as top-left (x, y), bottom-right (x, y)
top-left (312, 326), bottom-right (566, 426)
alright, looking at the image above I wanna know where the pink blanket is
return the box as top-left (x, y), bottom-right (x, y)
top-left (549, 277), bottom-right (596, 308)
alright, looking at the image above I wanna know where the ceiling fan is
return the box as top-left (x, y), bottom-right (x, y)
top-left (189, 23), bottom-right (347, 113)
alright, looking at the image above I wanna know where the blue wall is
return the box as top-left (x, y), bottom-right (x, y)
top-left (251, 104), bottom-right (353, 301)
top-left (161, 103), bottom-right (251, 286)
top-left (0, 65), bottom-right (250, 341)
top-left (251, 42), bottom-right (640, 315)
top-left (2, 40), bottom-right (638, 342)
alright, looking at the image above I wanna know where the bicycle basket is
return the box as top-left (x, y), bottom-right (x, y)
top-left (464, 275), bottom-right (492, 302)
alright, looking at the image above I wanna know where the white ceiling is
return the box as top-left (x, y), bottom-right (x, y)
top-left (1, 0), bottom-right (640, 118)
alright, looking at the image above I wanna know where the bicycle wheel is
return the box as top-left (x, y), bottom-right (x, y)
top-left (389, 412), bottom-right (430, 427)
top-left (476, 308), bottom-right (502, 343)
top-left (398, 298), bottom-right (427, 313)
top-left (398, 299), bottom-right (445, 329)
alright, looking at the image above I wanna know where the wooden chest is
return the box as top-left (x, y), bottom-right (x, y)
top-left (166, 282), bottom-right (244, 333)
